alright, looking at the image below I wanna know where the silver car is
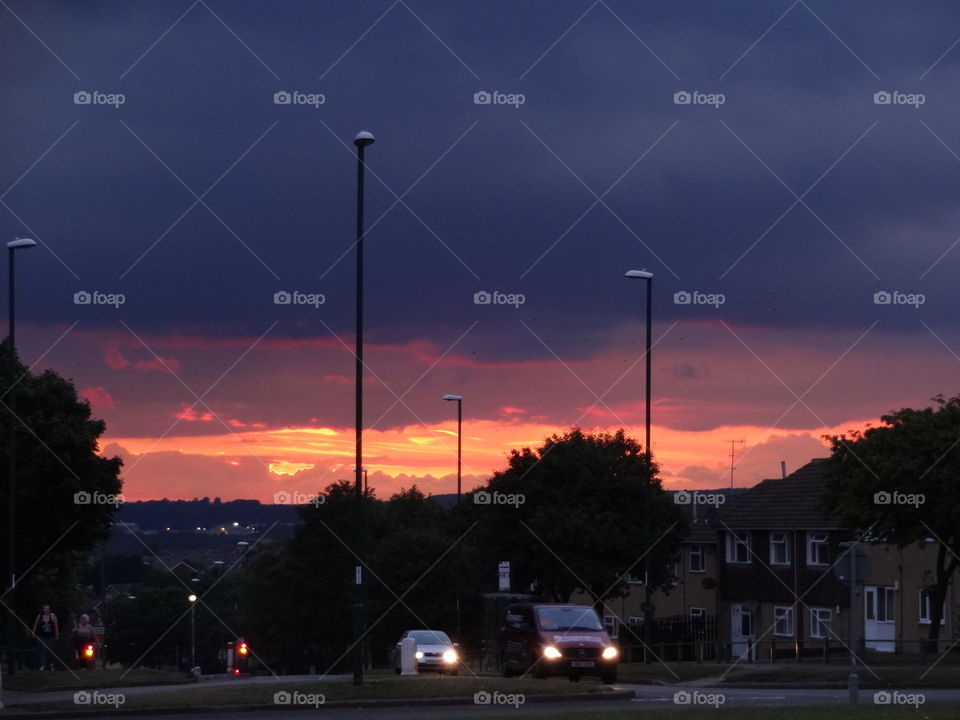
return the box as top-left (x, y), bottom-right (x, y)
top-left (393, 629), bottom-right (459, 674)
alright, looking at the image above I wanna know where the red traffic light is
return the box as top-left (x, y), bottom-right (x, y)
top-left (238, 641), bottom-right (249, 657)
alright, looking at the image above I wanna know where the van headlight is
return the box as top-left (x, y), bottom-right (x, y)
top-left (415, 651), bottom-right (424, 659)
top-left (543, 645), bottom-right (562, 659)
top-left (442, 649), bottom-right (458, 664)
top-left (602, 646), bottom-right (618, 660)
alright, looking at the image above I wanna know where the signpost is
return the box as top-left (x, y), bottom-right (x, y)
top-left (836, 542), bottom-right (868, 704)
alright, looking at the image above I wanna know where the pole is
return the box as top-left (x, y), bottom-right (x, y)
top-left (352, 135), bottom-right (369, 686)
top-left (644, 276), bottom-right (652, 458)
top-left (456, 398), bottom-right (462, 643)
top-left (191, 604), bottom-right (196, 670)
top-left (642, 275), bottom-right (652, 661)
top-left (848, 543), bottom-right (858, 703)
top-left (6, 246), bottom-right (16, 675)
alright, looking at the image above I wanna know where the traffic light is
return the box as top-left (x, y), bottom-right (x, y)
top-left (238, 640), bottom-right (249, 658)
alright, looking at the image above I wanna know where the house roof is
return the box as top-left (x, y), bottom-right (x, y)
top-left (718, 458), bottom-right (840, 530)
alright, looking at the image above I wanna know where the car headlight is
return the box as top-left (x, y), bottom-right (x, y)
top-left (542, 645), bottom-right (562, 659)
top-left (602, 646), bottom-right (618, 660)
top-left (415, 651), bottom-right (424, 659)
top-left (442, 649), bottom-right (458, 664)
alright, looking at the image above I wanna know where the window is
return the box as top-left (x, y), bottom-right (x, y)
top-left (689, 544), bottom-right (705, 573)
top-left (810, 608), bottom-right (832, 639)
top-left (806, 533), bottom-right (829, 566)
top-left (919, 590), bottom-right (946, 625)
top-left (773, 606), bottom-right (795, 636)
top-left (726, 531), bottom-right (751, 564)
top-left (866, 586), bottom-right (896, 622)
top-left (769, 532), bottom-right (790, 565)
top-left (603, 615), bottom-right (619, 639)
top-left (689, 607), bottom-right (706, 619)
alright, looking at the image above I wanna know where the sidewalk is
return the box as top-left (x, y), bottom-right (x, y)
top-left (1, 673), bottom-right (352, 708)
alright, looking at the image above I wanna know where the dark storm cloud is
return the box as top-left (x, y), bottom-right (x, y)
top-left (2, 0), bottom-right (960, 364)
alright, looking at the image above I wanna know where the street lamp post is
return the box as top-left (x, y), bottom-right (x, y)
top-left (6, 237), bottom-right (36, 675)
top-left (442, 394), bottom-right (463, 642)
top-left (188, 593), bottom-right (197, 671)
top-left (353, 130), bottom-right (374, 686)
top-left (625, 269), bottom-right (653, 661)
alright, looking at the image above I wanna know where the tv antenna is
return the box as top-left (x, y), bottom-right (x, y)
top-left (727, 439), bottom-right (745, 489)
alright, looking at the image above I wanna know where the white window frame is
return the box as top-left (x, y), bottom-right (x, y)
top-left (689, 544), bottom-right (705, 573)
top-left (603, 615), bottom-right (619, 639)
top-left (809, 607), bottom-right (832, 639)
top-left (806, 532), bottom-right (829, 566)
top-left (919, 590), bottom-right (946, 625)
top-left (773, 606), bottom-right (795, 637)
top-left (726, 531), bottom-right (751, 564)
top-left (769, 532), bottom-right (791, 566)
top-left (689, 606), bottom-right (707, 619)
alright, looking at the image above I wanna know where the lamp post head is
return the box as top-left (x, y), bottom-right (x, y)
top-left (7, 238), bottom-right (37, 250)
top-left (354, 131), bottom-right (376, 147)
top-left (442, 394), bottom-right (463, 402)
top-left (188, 594), bottom-right (197, 603)
top-left (625, 269), bottom-right (653, 279)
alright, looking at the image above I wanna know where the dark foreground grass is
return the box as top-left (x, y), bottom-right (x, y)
top-left (1, 667), bottom-right (189, 692)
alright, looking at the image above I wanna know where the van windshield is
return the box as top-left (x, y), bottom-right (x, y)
top-left (407, 630), bottom-right (451, 645)
top-left (536, 607), bottom-right (603, 631)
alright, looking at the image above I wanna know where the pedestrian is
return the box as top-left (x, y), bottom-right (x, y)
top-left (72, 613), bottom-right (94, 667)
top-left (31, 603), bottom-right (59, 670)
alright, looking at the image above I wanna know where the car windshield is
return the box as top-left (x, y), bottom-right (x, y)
top-left (536, 607), bottom-right (603, 631)
top-left (407, 630), bottom-right (451, 645)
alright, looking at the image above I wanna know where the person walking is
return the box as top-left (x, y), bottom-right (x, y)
top-left (31, 603), bottom-right (59, 670)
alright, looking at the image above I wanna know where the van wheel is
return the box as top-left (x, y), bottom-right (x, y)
top-left (568, 674), bottom-right (580, 682)
top-left (532, 662), bottom-right (547, 680)
top-left (394, 666), bottom-right (401, 675)
top-left (601, 672), bottom-right (617, 684)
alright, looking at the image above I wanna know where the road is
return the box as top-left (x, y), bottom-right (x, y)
top-left (30, 684), bottom-right (959, 720)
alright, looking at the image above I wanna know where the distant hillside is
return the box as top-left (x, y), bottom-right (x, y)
top-left (115, 499), bottom-right (300, 531)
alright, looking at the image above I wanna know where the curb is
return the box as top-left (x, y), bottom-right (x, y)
top-left (0, 689), bottom-right (635, 718)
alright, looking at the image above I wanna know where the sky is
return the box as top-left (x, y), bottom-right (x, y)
top-left (2, 0), bottom-right (959, 502)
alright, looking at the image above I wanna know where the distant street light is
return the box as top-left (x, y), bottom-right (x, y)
top-left (6, 237), bottom-right (36, 675)
top-left (442, 394), bottom-right (463, 643)
top-left (625, 268), bottom-right (653, 662)
top-left (359, 467), bottom-right (368, 495)
top-left (353, 130), bottom-right (375, 686)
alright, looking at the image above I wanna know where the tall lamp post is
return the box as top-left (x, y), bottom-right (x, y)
top-left (6, 237), bottom-right (36, 675)
top-left (353, 130), bottom-right (374, 686)
top-left (442, 394), bottom-right (463, 642)
top-left (188, 593), bottom-right (198, 671)
top-left (625, 269), bottom-right (653, 661)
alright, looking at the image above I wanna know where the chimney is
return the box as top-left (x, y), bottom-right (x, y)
top-left (780, 461), bottom-right (787, 479)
